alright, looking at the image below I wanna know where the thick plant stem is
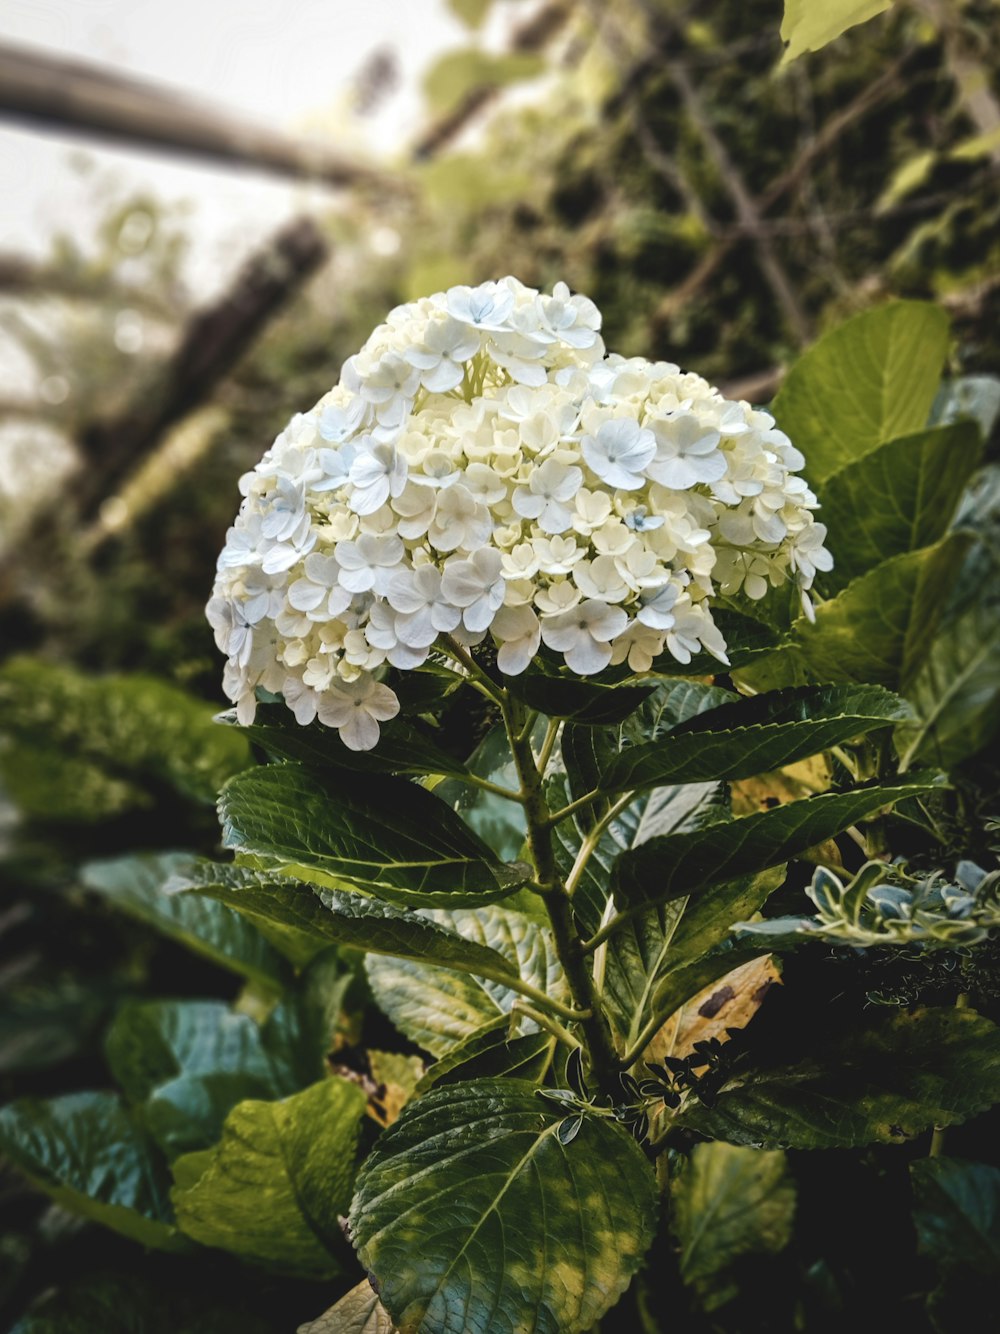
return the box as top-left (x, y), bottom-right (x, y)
top-left (504, 697), bottom-right (621, 1095)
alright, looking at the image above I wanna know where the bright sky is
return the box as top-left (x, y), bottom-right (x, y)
top-left (0, 0), bottom-right (474, 292)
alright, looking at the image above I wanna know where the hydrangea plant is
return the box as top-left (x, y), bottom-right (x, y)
top-left (4, 294), bottom-right (999, 1334)
top-left (207, 278), bottom-right (830, 748)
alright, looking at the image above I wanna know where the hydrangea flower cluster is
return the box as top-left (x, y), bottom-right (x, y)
top-left (208, 277), bottom-right (831, 750)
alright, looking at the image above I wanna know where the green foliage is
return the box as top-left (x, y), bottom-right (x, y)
top-left (679, 1007), bottom-right (1000, 1148)
top-left (219, 764), bottom-right (524, 906)
top-left (414, 1016), bottom-right (554, 1091)
top-left (349, 1079), bottom-right (658, 1334)
top-left (598, 685), bottom-right (912, 793)
top-left (780, 0), bottom-right (895, 63)
top-left (818, 423), bottom-right (981, 593)
top-left (104, 999), bottom-right (301, 1158)
top-left (424, 49), bottom-right (544, 116)
top-left (0, 1092), bottom-right (184, 1251)
top-left (737, 860), bottom-right (1000, 951)
top-left (170, 1078), bottom-right (366, 1278)
top-left (773, 302), bottom-right (949, 485)
top-left (911, 1157), bottom-right (1000, 1276)
top-left (81, 852), bottom-right (289, 989)
top-left (611, 776), bottom-right (940, 905)
top-left (365, 904), bottom-right (569, 1056)
top-left (0, 658), bottom-right (250, 820)
top-left (670, 1143), bottom-right (795, 1305)
top-left (175, 862), bottom-right (521, 980)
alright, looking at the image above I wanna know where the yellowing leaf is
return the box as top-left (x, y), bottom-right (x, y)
top-left (780, 0), bottom-right (894, 64)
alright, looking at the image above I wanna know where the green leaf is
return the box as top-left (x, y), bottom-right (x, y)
top-left (178, 863), bottom-right (520, 982)
top-left (446, 0), bottom-right (492, 30)
top-left (435, 722), bottom-right (527, 862)
top-left (414, 1015), bottom-right (555, 1092)
top-left (598, 685), bottom-right (911, 794)
top-left (679, 1007), bottom-right (1000, 1149)
top-left (772, 302), bottom-right (949, 485)
top-left (218, 764), bottom-right (523, 907)
top-left (507, 669), bottom-right (656, 725)
top-left (595, 785), bottom-right (736, 1048)
top-left (0, 1092), bottom-right (184, 1251)
top-left (104, 999), bottom-right (301, 1158)
top-left (0, 657), bottom-right (251, 819)
top-left (780, 0), bottom-right (894, 63)
top-left (349, 1079), bottom-right (658, 1334)
top-left (366, 904), bottom-right (569, 1057)
top-left (300, 1282), bottom-right (397, 1334)
top-left (171, 1077), bottom-right (366, 1278)
top-left (911, 1158), bottom-right (1000, 1276)
top-left (896, 598), bottom-right (1000, 770)
top-left (221, 703), bottom-right (468, 779)
top-left (671, 1143), bottom-right (795, 1295)
top-left (81, 852), bottom-right (288, 990)
top-left (612, 776), bottom-right (941, 907)
top-left (819, 423), bottom-right (982, 591)
top-left (424, 49), bottom-right (544, 116)
top-left (741, 535), bottom-right (972, 691)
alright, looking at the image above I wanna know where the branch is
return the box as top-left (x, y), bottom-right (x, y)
top-left (0, 40), bottom-right (404, 194)
top-left (648, 54), bottom-right (912, 332)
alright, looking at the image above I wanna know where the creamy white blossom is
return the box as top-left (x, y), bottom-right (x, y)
top-left (209, 276), bottom-right (831, 749)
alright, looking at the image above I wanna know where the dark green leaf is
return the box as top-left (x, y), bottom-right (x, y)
top-left (911, 1157), bottom-right (1000, 1276)
top-left (365, 904), bottom-right (569, 1057)
top-left (679, 1007), bottom-right (1000, 1149)
top-left (896, 598), bottom-right (1000, 770)
top-left (171, 1077), bottom-right (366, 1277)
top-left (0, 1092), bottom-right (184, 1250)
top-left (738, 535), bottom-right (973, 692)
top-left (414, 1016), bottom-right (555, 1092)
top-left (349, 1079), bottom-right (658, 1334)
top-left (81, 852), bottom-right (288, 990)
top-left (819, 423), bottom-right (981, 591)
top-left (177, 863), bottom-right (519, 981)
top-left (221, 703), bottom-right (468, 778)
top-left (105, 999), bottom-right (301, 1158)
top-left (772, 301), bottom-right (949, 485)
top-left (671, 1143), bottom-right (795, 1294)
top-left (599, 685), bottom-right (911, 794)
top-left (598, 787), bottom-right (737, 1048)
top-left (612, 776), bottom-right (941, 906)
top-left (506, 669), bottom-right (656, 724)
top-left (218, 764), bottom-right (524, 907)
top-left (300, 1281), bottom-right (397, 1334)
top-left (673, 608), bottom-right (782, 675)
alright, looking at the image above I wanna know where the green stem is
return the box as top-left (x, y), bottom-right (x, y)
top-left (503, 696), bottom-right (621, 1095)
top-left (478, 966), bottom-right (590, 1024)
top-left (441, 635), bottom-right (505, 705)
top-left (456, 773), bottom-right (525, 803)
top-left (510, 1001), bottom-right (581, 1051)
top-left (564, 792), bottom-right (635, 898)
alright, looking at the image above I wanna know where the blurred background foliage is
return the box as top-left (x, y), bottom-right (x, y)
top-left (0, 0), bottom-right (998, 1328)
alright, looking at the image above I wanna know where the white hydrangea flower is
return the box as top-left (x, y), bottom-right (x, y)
top-left (209, 276), bottom-right (831, 750)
